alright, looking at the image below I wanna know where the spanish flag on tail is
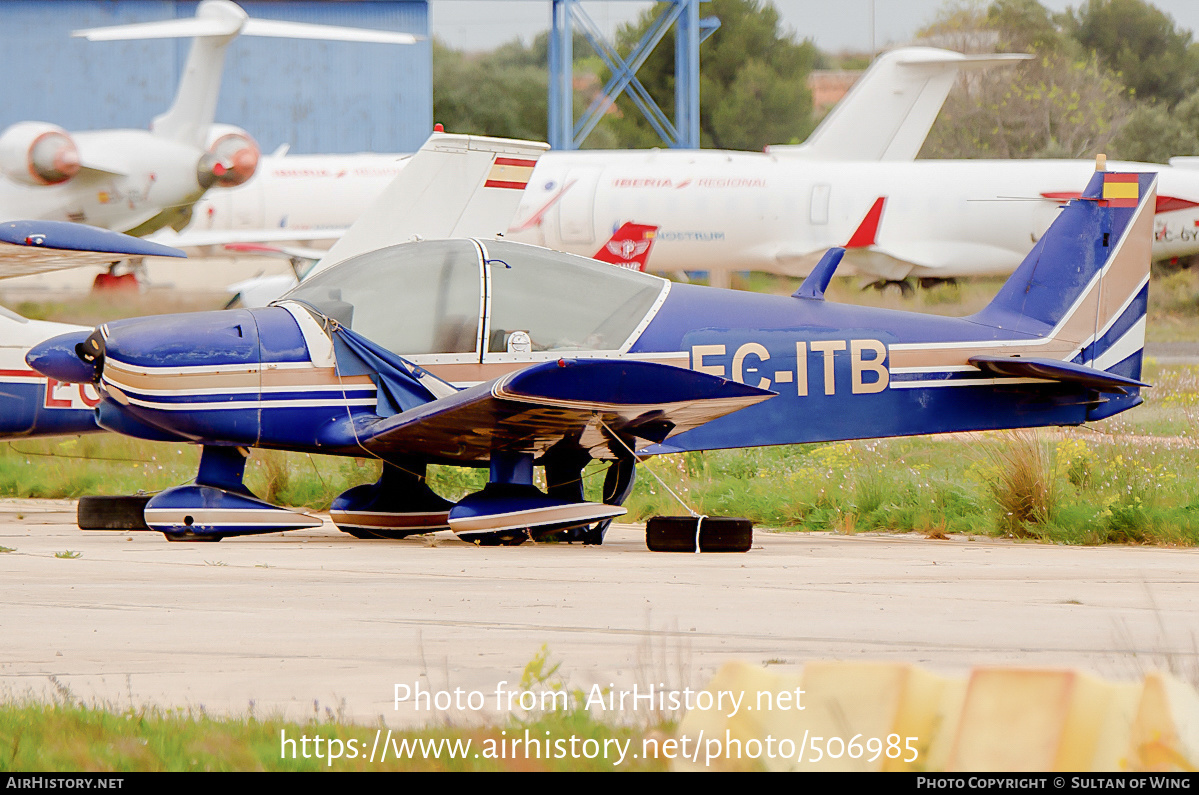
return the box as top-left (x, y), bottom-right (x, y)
top-left (1102, 172), bottom-right (1140, 207)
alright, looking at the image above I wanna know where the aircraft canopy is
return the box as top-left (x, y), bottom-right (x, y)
top-left (284, 239), bottom-right (666, 359)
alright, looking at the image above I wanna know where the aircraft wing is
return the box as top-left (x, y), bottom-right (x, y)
top-left (71, 138), bottom-right (133, 177)
top-left (839, 240), bottom-right (1024, 281)
top-left (148, 227), bottom-right (344, 251)
top-left (0, 220), bottom-right (185, 279)
top-left (308, 132), bottom-right (551, 277)
top-left (340, 358), bottom-right (774, 463)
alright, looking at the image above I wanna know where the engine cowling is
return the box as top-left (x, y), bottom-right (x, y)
top-left (199, 124), bottom-right (260, 188)
top-left (0, 122), bottom-right (80, 186)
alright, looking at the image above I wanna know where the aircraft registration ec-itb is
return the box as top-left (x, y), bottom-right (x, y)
top-left (28, 135), bottom-right (1156, 546)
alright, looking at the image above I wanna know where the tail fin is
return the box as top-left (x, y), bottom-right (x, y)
top-left (592, 223), bottom-right (658, 271)
top-left (307, 132), bottom-right (550, 277)
top-left (972, 169), bottom-right (1156, 418)
top-left (766, 47), bottom-right (1030, 162)
top-left (73, 0), bottom-right (417, 148)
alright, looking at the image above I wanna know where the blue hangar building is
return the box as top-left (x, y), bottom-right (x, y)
top-left (0, 0), bottom-right (431, 154)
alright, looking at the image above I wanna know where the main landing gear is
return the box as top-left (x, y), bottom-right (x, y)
top-left (330, 457), bottom-right (453, 539)
top-left (81, 446), bottom-right (637, 546)
top-left (447, 452), bottom-right (627, 546)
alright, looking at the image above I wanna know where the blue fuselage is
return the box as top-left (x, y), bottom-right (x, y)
top-left (78, 280), bottom-right (1142, 461)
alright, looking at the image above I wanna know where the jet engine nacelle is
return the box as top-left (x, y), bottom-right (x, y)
top-left (201, 124), bottom-right (260, 188)
top-left (0, 122), bottom-right (81, 186)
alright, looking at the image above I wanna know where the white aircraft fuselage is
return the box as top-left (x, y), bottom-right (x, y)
top-left (185, 150), bottom-right (1199, 285)
top-left (511, 153), bottom-right (1199, 282)
top-left (186, 153), bottom-right (403, 234)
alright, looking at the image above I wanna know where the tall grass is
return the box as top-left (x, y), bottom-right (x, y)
top-left (987, 432), bottom-right (1057, 538)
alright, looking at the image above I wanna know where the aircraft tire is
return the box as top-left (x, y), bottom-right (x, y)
top-left (646, 516), bottom-right (753, 553)
top-left (163, 533), bottom-right (223, 543)
top-left (341, 528), bottom-right (383, 539)
top-left (77, 495), bottom-right (152, 532)
top-left (340, 528), bottom-right (429, 540)
top-left (468, 530), bottom-right (530, 547)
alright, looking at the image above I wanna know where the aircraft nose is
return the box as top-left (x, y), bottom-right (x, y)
top-left (26, 329), bottom-right (103, 384)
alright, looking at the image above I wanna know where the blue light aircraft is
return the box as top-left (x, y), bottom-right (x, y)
top-left (28, 154), bottom-right (1155, 546)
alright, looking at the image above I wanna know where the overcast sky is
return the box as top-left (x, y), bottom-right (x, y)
top-left (431, 0), bottom-right (1199, 54)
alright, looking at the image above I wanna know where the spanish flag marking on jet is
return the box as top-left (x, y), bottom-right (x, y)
top-left (483, 157), bottom-right (537, 190)
top-left (1102, 173), bottom-right (1140, 207)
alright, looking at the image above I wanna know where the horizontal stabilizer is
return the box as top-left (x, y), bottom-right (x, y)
top-left (240, 19), bottom-right (419, 44)
top-left (148, 227), bottom-right (344, 251)
top-left (332, 359), bottom-right (774, 463)
top-left (969, 356), bottom-right (1150, 394)
top-left (222, 242), bottom-right (328, 262)
top-left (76, 1), bottom-right (419, 147)
top-left (793, 247), bottom-right (844, 300)
top-left (74, 7), bottom-right (418, 45)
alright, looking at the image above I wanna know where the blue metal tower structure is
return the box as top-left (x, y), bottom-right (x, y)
top-left (548, 0), bottom-right (718, 150)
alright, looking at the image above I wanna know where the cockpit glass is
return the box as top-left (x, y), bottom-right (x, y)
top-left (284, 240), bottom-right (482, 356)
top-left (482, 241), bottom-right (663, 353)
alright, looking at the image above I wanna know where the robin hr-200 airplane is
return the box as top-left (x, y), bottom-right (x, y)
top-left (28, 129), bottom-right (1155, 546)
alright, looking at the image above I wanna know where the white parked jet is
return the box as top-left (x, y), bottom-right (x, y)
top-left (0, 0), bottom-right (415, 240)
top-left (509, 153), bottom-right (1199, 287)
top-left (166, 47), bottom-right (1023, 254)
top-left (172, 45), bottom-right (1199, 290)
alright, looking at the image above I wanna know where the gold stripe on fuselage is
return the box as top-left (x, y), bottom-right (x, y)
top-left (103, 358), bottom-right (374, 394)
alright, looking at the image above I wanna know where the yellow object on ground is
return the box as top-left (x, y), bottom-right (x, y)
top-left (675, 662), bottom-right (1198, 772)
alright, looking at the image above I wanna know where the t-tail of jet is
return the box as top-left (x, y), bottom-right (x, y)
top-left (766, 47), bottom-right (1031, 162)
top-left (73, 0), bottom-right (418, 149)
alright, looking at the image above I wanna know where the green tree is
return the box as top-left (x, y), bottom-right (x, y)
top-left (1112, 89), bottom-right (1199, 162)
top-left (604, 0), bottom-right (818, 150)
top-left (1067, 0), bottom-right (1199, 107)
top-left (431, 33), bottom-right (621, 147)
top-left (920, 0), bottom-right (1132, 159)
top-left (987, 0), bottom-right (1075, 53)
top-left (432, 38), bottom-right (549, 141)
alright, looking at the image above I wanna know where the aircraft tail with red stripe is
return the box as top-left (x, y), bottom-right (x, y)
top-left (592, 223), bottom-right (658, 271)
